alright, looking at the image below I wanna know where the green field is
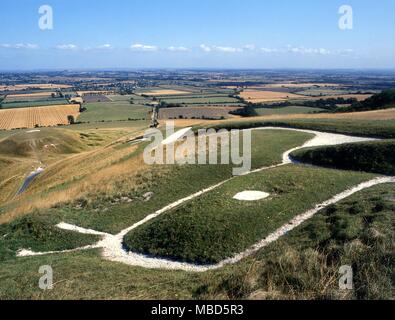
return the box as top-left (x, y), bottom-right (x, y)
top-left (107, 94), bottom-right (151, 103)
top-left (78, 102), bottom-right (150, 122)
top-left (0, 98), bottom-right (70, 109)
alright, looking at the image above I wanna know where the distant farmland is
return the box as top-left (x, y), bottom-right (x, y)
top-left (0, 105), bottom-right (80, 130)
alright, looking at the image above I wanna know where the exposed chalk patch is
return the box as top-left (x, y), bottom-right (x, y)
top-left (233, 191), bottom-right (270, 201)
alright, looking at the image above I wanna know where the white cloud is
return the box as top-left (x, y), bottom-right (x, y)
top-left (243, 44), bottom-right (256, 51)
top-left (337, 49), bottom-right (354, 55)
top-left (260, 47), bottom-right (279, 53)
top-left (200, 44), bottom-right (243, 53)
top-left (130, 43), bottom-right (158, 51)
top-left (1, 43), bottom-right (39, 49)
top-left (56, 44), bottom-right (78, 50)
top-left (200, 44), bottom-right (212, 52)
top-left (214, 46), bottom-right (243, 53)
top-left (97, 44), bottom-right (112, 49)
top-left (287, 46), bottom-right (331, 55)
top-left (167, 46), bottom-right (190, 52)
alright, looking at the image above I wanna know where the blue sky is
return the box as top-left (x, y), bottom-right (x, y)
top-left (0, 0), bottom-right (394, 70)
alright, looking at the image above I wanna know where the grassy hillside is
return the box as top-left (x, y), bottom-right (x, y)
top-left (0, 130), bottom-right (312, 232)
top-left (291, 140), bottom-right (395, 175)
top-left (0, 212), bottom-right (100, 261)
top-left (211, 118), bottom-right (395, 138)
top-left (124, 166), bottom-right (373, 264)
top-left (0, 128), bottom-right (86, 157)
top-left (195, 183), bottom-right (395, 300)
top-left (0, 183), bottom-right (392, 299)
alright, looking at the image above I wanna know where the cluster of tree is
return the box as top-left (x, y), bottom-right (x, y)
top-left (79, 104), bottom-right (87, 112)
top-left (251, 97), bottom-right (358, 111)
top-left (119, 89), bottom-right (135, 95)
top-left (339, 89), bottom-right (395, 112)
top-left (158, 101), bottom-right (185, 108)
top-left (51, 91), bottom-right (64, 98)
top-left (303, 97), bottom-right (357, 110)
top-left (229, 105), bottom-right (258, 117)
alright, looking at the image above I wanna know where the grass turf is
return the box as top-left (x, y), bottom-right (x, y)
top-left (291, 140), bottom-right (395, 175)
top-left (1, 175), bottom-right (391, 300)
top-left (123, 165), bottom-right (374, 264)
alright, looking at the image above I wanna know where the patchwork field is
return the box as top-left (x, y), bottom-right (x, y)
top-left (0, 105), bottom-right (80, 130)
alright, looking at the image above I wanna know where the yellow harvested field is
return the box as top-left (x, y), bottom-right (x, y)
top-left (240, 90), bottom-right (305, 102)
top-left (0, 105), bottom-right (80, 130)
top-left (142, 89), bottom-right (191, 96)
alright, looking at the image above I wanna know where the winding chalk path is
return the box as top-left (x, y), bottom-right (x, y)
top-left (17, 127), bottom-right (393, 272)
